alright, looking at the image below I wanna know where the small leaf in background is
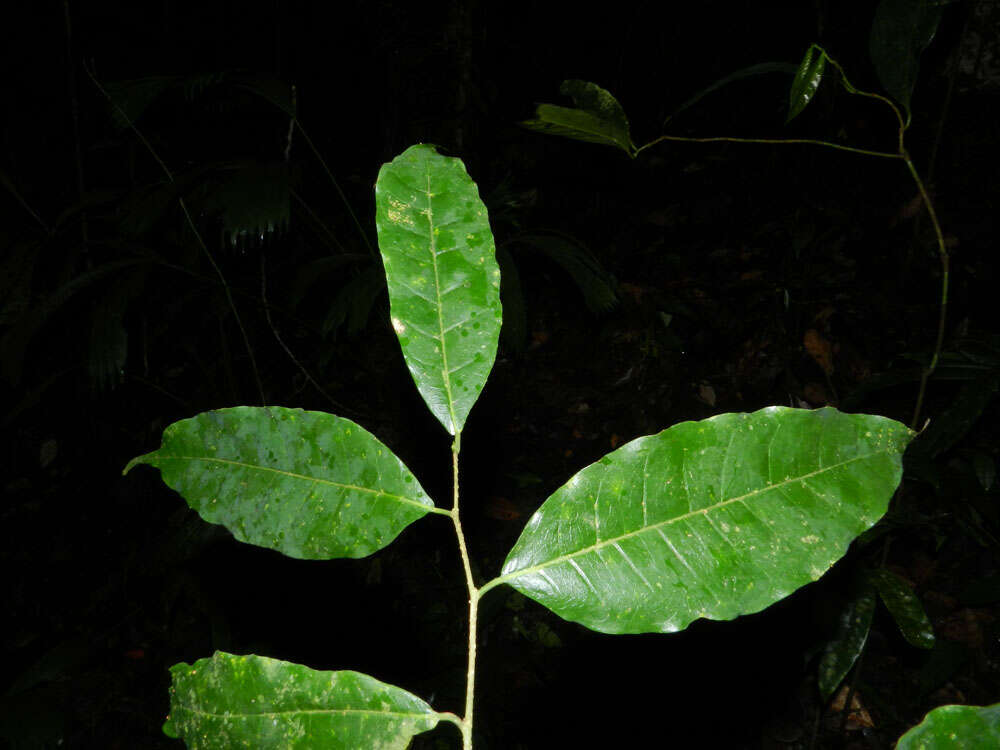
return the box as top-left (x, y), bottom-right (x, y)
top-left (321, 264), bottom-right (386, 338)
top-left (103, 75), bottom-right (181, 129)
top-left (786, 45), bottom-right (827, 123)
top-left (38, 438), bottom-right (58, 469)
top-left (804, 328), bottom-right (834, 375)
top-left (907, 376), bottom-right (1000, 460)
top-left (520, 80), bottom-right (636, 157)
top-left (513, 233), bottom-right (617, 314)
top-left (696, 381), bottom-right (717, 407)
top-left (375, 144), bottom-right (503, 436)
top-left (869, 0), bottom-right (945, 121)
top-left (896, 702), bottom-right (1000, 749)
top-left (971, 451), bottom-right (996, 491)
top-left (502, 407), bottom-right (913, 634)
top-left (867, 568), bottom-right (935, 649)
top-left (164, 652), bottom-right (443, 749)
top-left (124, 407), bottom-right (435, 560)
top-left (819, 588), bottom-right (876, 701)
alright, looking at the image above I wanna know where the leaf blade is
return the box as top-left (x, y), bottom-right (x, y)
top-left (164, 652), bottom-right (442, 749)
top-left (868, 568), bottom-right (935, 650)
top-left (786, 45), bottom-right (827, 123)
top-left (501, 407), bottom-right (913, 634)
top-left (897, 702), bottom-right (1000, 749)
top-left (375, 144), bottom-right (502, 435)
top-left (124, 406), bottom-right (434, 559)
top-left (869, 0), bottom-right (944, 120)
top-left (818, 588), bottom-right (876, 700)
top-left (520, 80), bottom-right (635, 157)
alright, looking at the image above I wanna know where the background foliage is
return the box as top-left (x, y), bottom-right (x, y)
top-left (2, 0), bottom-right (999, 747)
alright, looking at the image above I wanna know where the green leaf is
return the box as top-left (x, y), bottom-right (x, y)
top-left (499, 407), bottom-right (913, 634)
top-left (869, 0), bottom-right (944, 120)
top-left (124, 406), bottom-right (435, 560)
top-left (867, 568), bottom-right (935, 650)
top-left (907, 375), bottom-right (1000, 459)
top-left (164, 652), bottom-right (443, 749)
top-left (818, 588), bottom-right (876, 701)
top-left (786, 45), bottom-right (827, 123)
top-left (520, 80), bottom-right (636, 157)
top-left (896, 702), bottom-right (1000, 749)
top-left (375, 144), bottom-right (502, 435)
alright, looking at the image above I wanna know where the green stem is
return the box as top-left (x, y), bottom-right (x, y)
top-left (449, 431), bottom-right (479, 749)
top-left (637, 134), bottom-right (900, 160)
top-left (904, 153), bottom-right (949, 429)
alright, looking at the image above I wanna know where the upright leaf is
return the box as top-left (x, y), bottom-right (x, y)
top-left (896, 702), bottom-right (1000, 749)
top-left (786, 45), bottom-right (827, 123)
top-left (818, 588), bottom-right (876, 700)
top-left (164, 652), bottom-right (443, 749)
top-left (867, 568), bottom-right (935, 649)
top-left (124, 406), bottom-right (435, 559)
top-left (520, 80), bottom-right (636, 157)
top-left (869, 0), bottom-right (944, 120)
top-left (375, 144), bottom-right (502, 435)
top-left (500, 407), bottom-right (913, 634)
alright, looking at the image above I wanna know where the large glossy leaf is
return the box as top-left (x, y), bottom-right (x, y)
top-left (869, 0), bottom-right (944, 120)
top-left (896, 702), bottom-right (1000, 749)
top-left (818, 588), bottom-right (876, 700)
top-left (499, 407), bottom-right (913, 634)
top-left (375, 144), bottom-right (502, 435)
top-left (163, 652), bottom-right (443, 749)
top-left (520, 80), bottom-right (636, 157)
top-left (124, 406), bottom-right (435, 559)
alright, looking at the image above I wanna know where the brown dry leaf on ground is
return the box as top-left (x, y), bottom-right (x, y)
top-left (804, 328), bottom-right (834, 374)
top-left (829, 686), bottom-right (875, 730)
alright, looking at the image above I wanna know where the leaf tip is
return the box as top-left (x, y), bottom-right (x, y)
top-left (161, 718), bottom-right (179, 739)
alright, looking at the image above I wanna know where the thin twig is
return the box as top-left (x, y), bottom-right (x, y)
top-left (84, 63), bottom-right (267, 406)
top-left (259, 252), bottom-right (365, 418)
top-left (294, 121), bottom-right (378, 258)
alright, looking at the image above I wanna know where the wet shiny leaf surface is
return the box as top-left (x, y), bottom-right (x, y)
top-left (124, 406), bottom-right (434, 559)
top-left (896, 702), bottom-right (1000, 749)
top-left (501, 407), bottom-right (913, 634)
top-left (163, 652), bottom-right (443, 749)
top-left (375, 144), bottom-right (502, 435)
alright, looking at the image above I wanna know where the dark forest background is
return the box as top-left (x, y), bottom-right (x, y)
top-left (2, 1), bottom-right (999, 748)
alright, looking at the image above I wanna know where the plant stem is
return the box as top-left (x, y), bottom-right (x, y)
top-left (904, 153), bottom-right (949, 429)
top-left (449, 431), bottom-right (479, 749)
top-left (636, 134), bottom-right (901, 160)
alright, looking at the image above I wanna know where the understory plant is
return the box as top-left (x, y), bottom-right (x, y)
top-left (126, 143), bottom-right (929, 748)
